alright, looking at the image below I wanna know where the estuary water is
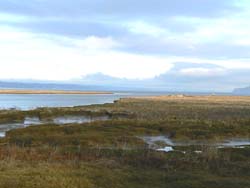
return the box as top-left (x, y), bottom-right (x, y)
top-left (0, 94), bottom-right (123, 110)
top-left (0, 90), bottom-right (231, 110)
top-left (0, 92), bottom-right (174, 110)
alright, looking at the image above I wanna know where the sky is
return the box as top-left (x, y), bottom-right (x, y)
top-left (0, 0), bottom-right (250, 92)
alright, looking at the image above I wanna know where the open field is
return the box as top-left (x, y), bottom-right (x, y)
top-left (0, 95), bottom-right (250, 187)
top-left (0, 89), bottom-right (113, 95)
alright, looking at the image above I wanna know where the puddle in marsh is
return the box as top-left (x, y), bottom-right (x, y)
top-left (0, 117), bottom-right (42, 137)
top-left (157, 146), bottom-right (174, 152)
top-left (53, 115), bottom-right (110, 124)
top-left (0, 115), bottom-right (110, 137)
top-left (140, 136), bottom-right (250, 153)
top-left (24, 117), bottom-right (43, 127)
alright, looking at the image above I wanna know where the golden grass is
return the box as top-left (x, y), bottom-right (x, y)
top-left (123, 95), bottom-right (250, 104)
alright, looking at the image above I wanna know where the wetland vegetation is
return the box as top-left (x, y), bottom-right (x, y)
top-left (0, 95), bottom-right (250, 187)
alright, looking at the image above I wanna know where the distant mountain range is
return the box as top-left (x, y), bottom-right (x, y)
top-left (0, 81), bottom-right (111, 91)
top-left (233, 86), bottom-right (250, 95)
top-left (0, 62), bottom-right (240, 93)
top-left (1, 61), bottom-right (246, 93)
top-left (0, 80), bottom-right (241, 94)
top-left (0, 80), bottom-right (153, 92)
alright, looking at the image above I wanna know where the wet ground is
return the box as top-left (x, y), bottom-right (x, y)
top-left (140, 136), bottom-right (250, 153)
top-left (0, 115), bottom-right (111, 137)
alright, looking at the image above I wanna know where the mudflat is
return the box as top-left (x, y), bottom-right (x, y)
top-left (0, 89), bottom-right (113, 94)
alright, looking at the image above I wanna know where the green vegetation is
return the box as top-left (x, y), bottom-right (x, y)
top-left (0, 96), bottom-right (250, 187)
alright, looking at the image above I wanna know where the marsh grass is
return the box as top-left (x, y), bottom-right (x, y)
top-left (0, 97), bottom-right (250, 187)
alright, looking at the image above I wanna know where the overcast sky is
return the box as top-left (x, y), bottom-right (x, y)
top-left (1, 0), bottom-right (250, 91)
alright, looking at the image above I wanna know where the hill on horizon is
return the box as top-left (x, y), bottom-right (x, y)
top-left (0, 81), bottom-right (110, 91)
top-left (233, 86), bottom-right (250, 95)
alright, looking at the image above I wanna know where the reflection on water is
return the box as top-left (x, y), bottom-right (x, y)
top-left (141, 136), bottom-right (174, 147)
top-left (0, 123), bottom-right (24, 138)
top-left (0, 132), bottom-right (5, 137)
top-left (218, 139), bottom-right (250, 147)
top-left (0, 92), bottom-right (172, 110)
top-left (0, 115), bottom-right (110, 137)
top-left (0, 94), bottom-right (125, 110)
top-left (140, 136), bottom-right (250, 153)
top-left (53, 115), bottom-right (110, 124)
top-left (0, 117), bottom-right (43, 137)
top-left (156, 146), bottom-right (174, 152)
top-left (24, 117), bottom-right (42, 127)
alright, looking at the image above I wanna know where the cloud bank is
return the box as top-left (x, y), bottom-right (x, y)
top-left (0, 0), bottom-right (250, 91)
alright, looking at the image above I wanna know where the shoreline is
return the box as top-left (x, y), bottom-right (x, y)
top-left (0, 89), bottom-right (113, 95)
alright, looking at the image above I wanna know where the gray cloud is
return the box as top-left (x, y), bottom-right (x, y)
top-left (0, 0), bottom-right (239, 39)
top-left (119, 35), bottom-right (250, 59)
top-left (1, 0), bottom-right (247, 60)
top-left (1, 0), bottom-right (249, 92)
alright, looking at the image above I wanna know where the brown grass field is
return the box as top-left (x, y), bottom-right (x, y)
top-left (0, 95), bottom-right (250, 187)
top-left (127, 94), bottom-right (250, 104)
